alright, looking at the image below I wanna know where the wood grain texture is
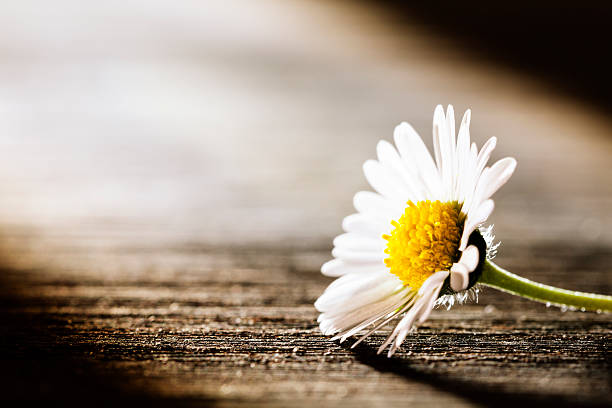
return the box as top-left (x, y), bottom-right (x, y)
top-left (1, 239), bottom-right (610, 407)
top-left (0, 0), bottom-right (611, 406)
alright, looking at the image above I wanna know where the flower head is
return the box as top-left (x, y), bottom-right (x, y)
top-left (315, 105), bottom-right (517, 357)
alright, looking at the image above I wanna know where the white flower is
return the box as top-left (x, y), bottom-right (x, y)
top-left (315, 105), bottom-right (517, 357)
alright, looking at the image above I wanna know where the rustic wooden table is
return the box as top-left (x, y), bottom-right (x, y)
top-left (0, 1), bottom-right (610, 406)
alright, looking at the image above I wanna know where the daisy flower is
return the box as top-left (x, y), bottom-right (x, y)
top-left (315, 105), bottom-right (612, 357)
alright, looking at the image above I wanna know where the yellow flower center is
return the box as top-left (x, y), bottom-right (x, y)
top-left (383, 200), bottom-right (465, 289)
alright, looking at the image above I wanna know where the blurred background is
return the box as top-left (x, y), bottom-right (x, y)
top-left (0, 0), bottom-right (611, 406)
top-left (1, 0), bottom-right (612, 249)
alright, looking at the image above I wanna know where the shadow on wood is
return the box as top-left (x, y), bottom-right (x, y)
top-left (344, 339), bottom-right (609, 408)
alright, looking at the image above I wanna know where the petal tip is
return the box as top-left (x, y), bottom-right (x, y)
top-left (462, 109), bottom-right (472, 124)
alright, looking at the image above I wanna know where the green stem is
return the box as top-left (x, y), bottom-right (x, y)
top-left (479, 260), bottom-right (612, 313)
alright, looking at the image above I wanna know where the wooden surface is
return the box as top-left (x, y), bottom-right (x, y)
top-left (0, 1), bottom-right (611, 406)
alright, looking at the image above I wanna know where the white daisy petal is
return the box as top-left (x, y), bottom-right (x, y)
top-left (465, 156), bottom-right (516, 226)
top-left (475, 137), bottom-right (497, 180)
top-left (478, 157), bottom-right (517, 203)
top-left (321, 259), bottom-right (382, 277)
top-left (353, 191), bottom-right (402, 219)
top-left (445, 105), bottom-right (458, 197)
top-left (450, 262), bottom-right (469, 292)
top-left (322, 268), bottom-right (389, 296)
top-left (460, 199), bottom-right (494, 251)
top-left (455, 109), bottom-right (472, 201)
top-left (461, 137), bottom-right (495, 211)
top-left (332, 290), bottom-right (413, 342)
top-left (318, 282), bottom-right (408, 335)
top-left (384, 304), bottom-right (423, 357)
top-left (432, 108), bottom-right (444, 170)
top-left (333, 233), bottom-right (385, 252)
top-left (331, 247), bottom-right (384, 263)
top-left (321, 294), bottom-right (400, 336)
top-left (459, 245), bottom-right (479, 272)
top-left (381, 271), bottom-right (448, 356)
top-left (363, 159), bottom-right (409, 203)
top-left (434, 105), bottom-right (457, 201)
top-left (461, 142), bottom-right (481, 208)
top-left (393, 122), bottom-right (442, 198)
top-left (378, 273), bottom-right (442, 353)
top-left (416, 280), bottom-right (444, 324)
top-left (446, 105), bottom-right (456, 156)
top-left (318, 285), bottom-right (399, 325)
top-left (376, 140), bottom-right (426, 202)
top-left (315, 271), bottom-right (397, 312)
top-left (418, 270), bottom-right (451, 294)
top-left (456, 110), bottom-right (471, 156)
top-left (350, 294), bottom-right (417, 348)
top-left (342, 213), bottom-right (389, 237)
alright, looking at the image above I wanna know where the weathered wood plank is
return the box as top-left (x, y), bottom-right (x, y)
top-left (1, 240), bottom-right (610, 406)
